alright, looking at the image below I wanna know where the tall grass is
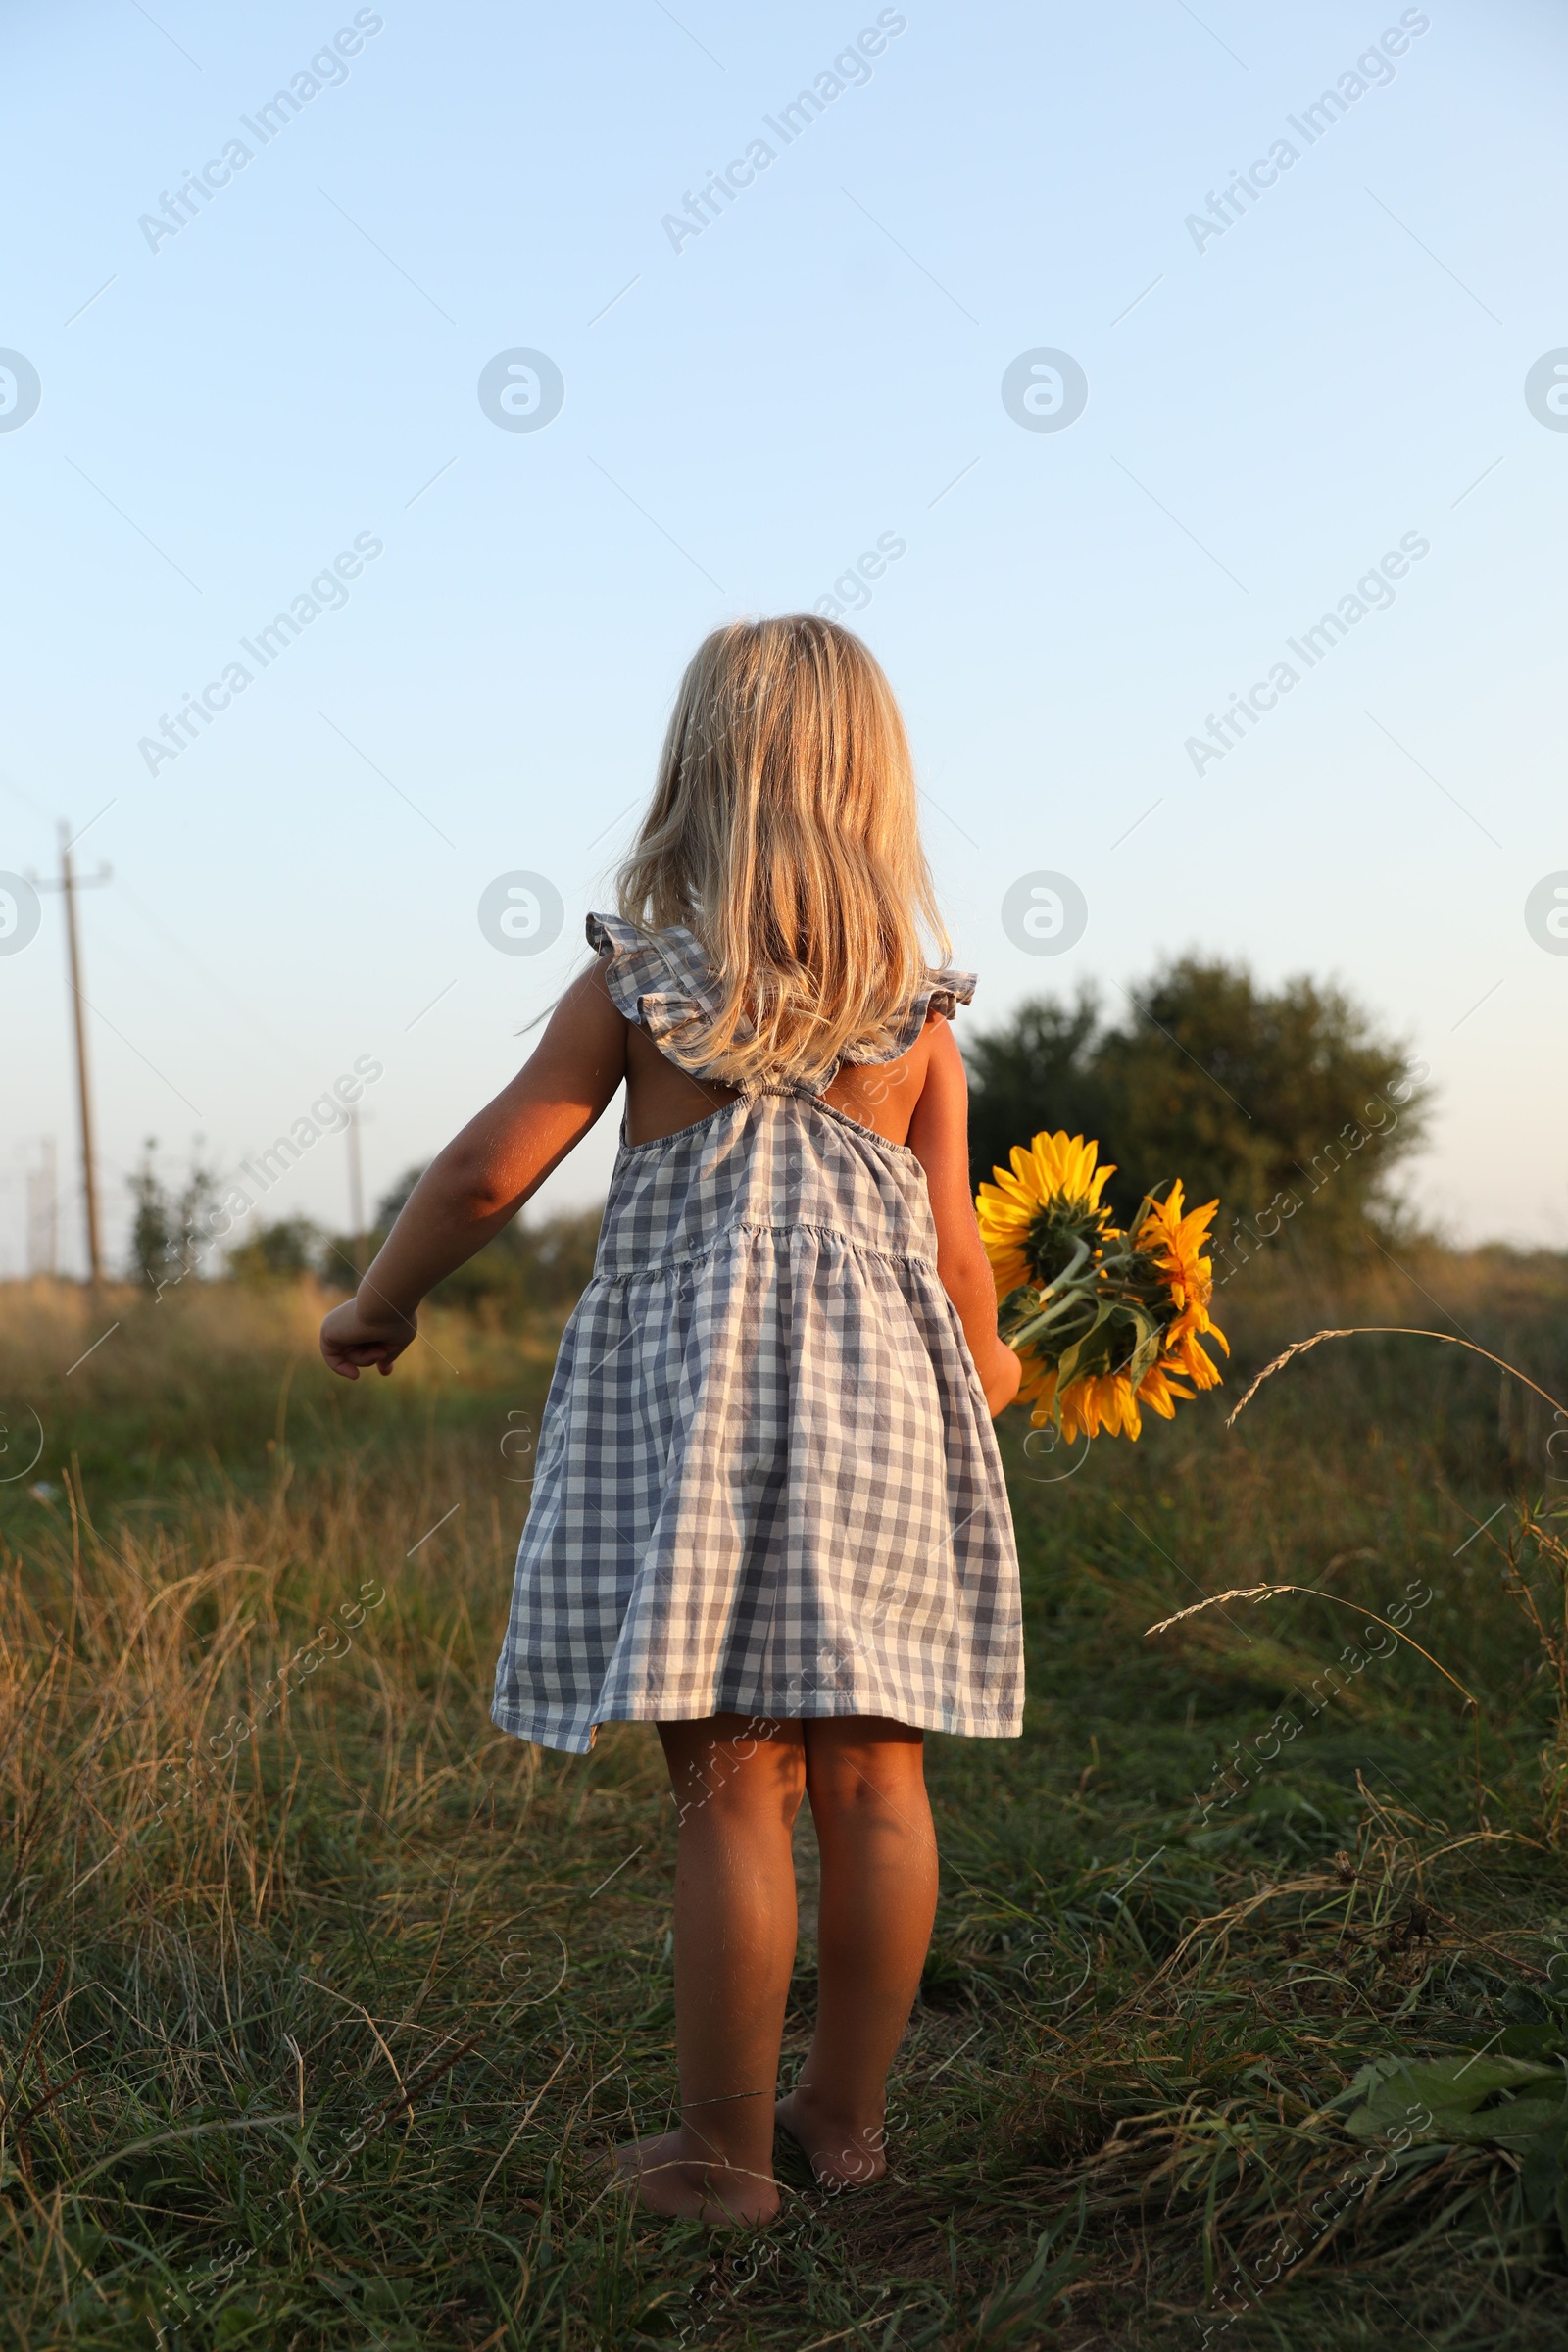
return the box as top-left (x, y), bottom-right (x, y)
top-left (0, 1252), bottom-right (1565, 2347)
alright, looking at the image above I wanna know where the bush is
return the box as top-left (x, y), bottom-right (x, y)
top-left (964, 957), bottom-right (1430, 1257)
top-left (426, 1205), bottom-right (604, 1316)
top-left (352, 1165), bottom-right (602, 1317)
top-left (227, 1214), bottom-right (329, 1286)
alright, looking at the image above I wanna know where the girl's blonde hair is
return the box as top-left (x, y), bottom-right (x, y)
top-left (617, 615), bottom-right (950, 1087)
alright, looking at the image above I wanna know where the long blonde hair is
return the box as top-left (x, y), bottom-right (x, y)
top-left (616, 615), bottom-right (950, 1087)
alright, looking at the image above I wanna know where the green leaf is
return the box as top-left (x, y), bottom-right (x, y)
top-left (1520, 2133), bottom-right (1568, 2222)
top-left (1498, 2024), bottom-right (1568, 2063)
top-left (1346, 2052), bottom-right (1567, 2154)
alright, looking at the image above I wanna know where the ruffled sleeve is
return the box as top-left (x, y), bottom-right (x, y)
top-left (587, 911), bottom-right (730, 1074)
top-left (849, 968), bottom-right (977, 1069)
top-left (589, 912), bottom-right (975, 1092)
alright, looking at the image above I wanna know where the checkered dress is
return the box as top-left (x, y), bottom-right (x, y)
top-left (490, 914), bottom-right (1023, 1753)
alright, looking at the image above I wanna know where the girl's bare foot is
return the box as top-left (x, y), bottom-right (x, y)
top-left (612, 2128), bottom-right (780, 2225)
top-left (774, 2086), bottom-right (888, 2188)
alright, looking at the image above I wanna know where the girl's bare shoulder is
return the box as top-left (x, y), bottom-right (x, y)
top-left (826, 1007), bottom-right (956, 1147)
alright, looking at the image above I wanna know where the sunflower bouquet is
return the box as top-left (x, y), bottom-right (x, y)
top-left (976, 1132), bottom-right (1229, 1442)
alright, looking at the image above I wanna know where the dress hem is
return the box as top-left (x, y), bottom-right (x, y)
top-left (490, 1695), bottom-right (1022, 1756)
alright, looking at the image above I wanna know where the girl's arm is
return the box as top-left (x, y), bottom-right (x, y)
top-left (906, 1022), bottom-right (1022, 1419)
top-left (319, 965), bottom-right (626, 1378)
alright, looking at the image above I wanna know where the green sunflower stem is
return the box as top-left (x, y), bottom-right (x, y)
top-left (1003, 1193), bottom-right (1200, 1410)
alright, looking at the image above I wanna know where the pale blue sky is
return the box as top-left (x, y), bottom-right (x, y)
top-left (3, 0), bottom-right (1566, 1273)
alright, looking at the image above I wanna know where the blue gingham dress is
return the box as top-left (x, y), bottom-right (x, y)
top-left (490, 914), bottom-right (1023, 1753)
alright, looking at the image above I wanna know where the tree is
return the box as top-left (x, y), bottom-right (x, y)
top-left (126, 1139), bottom-right (174, 1290)
top-left (175, 1158), bottom-right (222, 1271)
top-left (374, 1166), bottom-right (425, 1227)
top-left (963, 986), bottom-right (1111, 1194)
top-left (359, 1163), bottom-right (602, 1313)
top-left (227, 1216), bottom-right (327, 1286)
top-left (125, 1140), bottom-right (222, 1291)
top-left (965, 958), bottom-right (1429, 1259)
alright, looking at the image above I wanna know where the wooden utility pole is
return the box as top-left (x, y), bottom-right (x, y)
top-left (60, 828), bottom-right (103, 1287)
top-left (32, 827), bottom-right (112, 1288)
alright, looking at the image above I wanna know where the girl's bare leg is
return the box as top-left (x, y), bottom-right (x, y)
top-left (775, 1716), bottom-right (938, 2185)
top-left (615, 1713), bottom-right (806, 2224)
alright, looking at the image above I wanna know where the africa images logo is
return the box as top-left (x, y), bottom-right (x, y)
top-left (1183, 12), bottom-right (1433, 256)
top-left (1001, 350), bottom-right (1089, 434)
top-left (1524, 350), bottom-right (1568, 430)
top-left (136, 533), bottom-right (383, 774)
top-left (476, 351), bottom-right (565, 433)
top-left (135, 13), bottom-right (385, 254)
top-left (660, 11), bottom-right (908, 254)
top-left (0, 351), bottom-right (41, 433)
top-left (1184, 532), bottom-right (1430, 776)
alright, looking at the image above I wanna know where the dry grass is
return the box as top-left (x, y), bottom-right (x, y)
top-left (0, 1255), bottom-right (1565, 2347)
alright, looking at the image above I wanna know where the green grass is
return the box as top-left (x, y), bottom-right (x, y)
top-left (0, 1249), bottom-right (1565, 2349)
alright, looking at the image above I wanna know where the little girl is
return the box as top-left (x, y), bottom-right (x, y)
top-left (320, 615), bottom-right (1023, 2223)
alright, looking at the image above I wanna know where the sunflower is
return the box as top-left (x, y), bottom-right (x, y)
top-left (976, 1133), bottom-right (1228, 1444)
top-left (1062, 1369), bottom-right (1147, 1443)
top-left (1132, 1183), bottom-right (1230, 1407)
top-left (979, 1136), bottom-right (1127, 1431)
top-left (975, 1132), bottom-right (1115, 1298)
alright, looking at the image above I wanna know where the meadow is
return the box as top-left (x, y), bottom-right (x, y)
top-left (0, 1246), bottom-right (1565, 2349)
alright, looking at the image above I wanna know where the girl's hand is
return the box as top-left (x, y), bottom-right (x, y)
top-left (314, 964), bottom-right (628, 1385)
top-left (319, 1294), bottom-right (416, 1380)
top-left (982, 1343), bottom-right (1023, 1420)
